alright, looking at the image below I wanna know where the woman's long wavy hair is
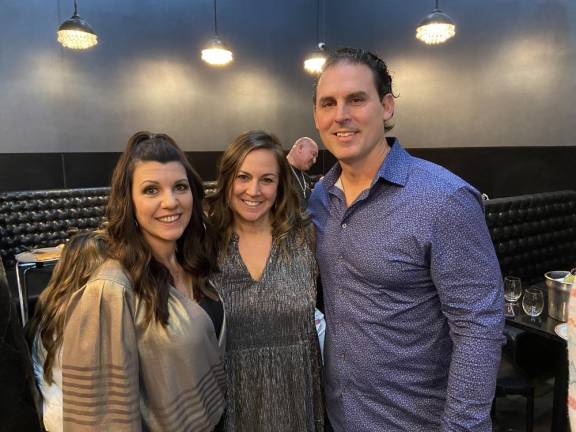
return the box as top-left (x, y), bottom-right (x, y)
top-left (206, 130), bottom-right (312, 256)
top-left (106, 131), bottom-right (218, 326)
top-left (29, 230), bottom-right (109, 384)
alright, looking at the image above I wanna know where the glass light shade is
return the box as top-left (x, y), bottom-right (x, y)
top-left (303, 51), bottom-right (327, 74)
top-left (416, 10), bottom-right (456, 45)
top-left (57, 15), bottom-right (98, 50)
top-left (201, 37), bottom-right (233, 66)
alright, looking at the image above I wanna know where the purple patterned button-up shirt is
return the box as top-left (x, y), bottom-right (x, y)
top-left (309, 139), bottom-right (504, 431)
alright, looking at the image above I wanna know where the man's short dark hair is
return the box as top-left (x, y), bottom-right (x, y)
top-left (314, 47), bottom-right (395, 131)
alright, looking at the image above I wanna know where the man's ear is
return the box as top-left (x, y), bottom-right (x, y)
top-left (381, 93), bottom-right (395, 121)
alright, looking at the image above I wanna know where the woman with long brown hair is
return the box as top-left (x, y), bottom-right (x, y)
top-left (208, 130), bottom-right (324, 431)
top-left (30, 131), bottom-right (225, 431)
top-left (30, 230), bottom-right (108, 430)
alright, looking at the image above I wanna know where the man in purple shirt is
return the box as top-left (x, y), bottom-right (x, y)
top-left (308, 47), bottom-right (504, 431)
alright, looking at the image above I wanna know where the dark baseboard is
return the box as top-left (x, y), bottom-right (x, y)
top-left (1, 147), bottom-right (575, 198)
top-left (408, 147), bottom-right (576, 198)
top-left (0, 152), bottom-right (223, 192)
top-left (316, 146), bottom-right (576, 199)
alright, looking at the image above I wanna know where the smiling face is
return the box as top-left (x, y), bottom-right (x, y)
top-left (131, 160), bottom-right (193, 253)
top-left (230, 148), bottom-right (279, 228)
top-left (313, 61), bottom-right (394, 167)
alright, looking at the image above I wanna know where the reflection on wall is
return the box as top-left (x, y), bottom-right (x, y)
top-left (0, 0), bottom-right (574, 153)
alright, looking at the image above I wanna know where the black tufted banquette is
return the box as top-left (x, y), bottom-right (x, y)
top-left (0, 188), bottom-right (110, 267)
top-left (0, 182), bottom-right (218, 268)
top-left (484, 190), bottom-right (576, 286)
top-left (5, 185), bottom-right (573, 288)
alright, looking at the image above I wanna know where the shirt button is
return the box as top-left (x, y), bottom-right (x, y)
top-left (341, 223), bottom-right (347, 228)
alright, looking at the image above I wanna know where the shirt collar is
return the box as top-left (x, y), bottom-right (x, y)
top-left (322, 137), bottom-right (411, 192)
top-left (376, 137), bottom-right (411, 187)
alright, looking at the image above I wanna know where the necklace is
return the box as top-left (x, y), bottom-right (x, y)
top-left (289, 165), bottom-right (307, 195)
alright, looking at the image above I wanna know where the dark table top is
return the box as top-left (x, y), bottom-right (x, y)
top-left (505, 281), bottom-right (567, 344)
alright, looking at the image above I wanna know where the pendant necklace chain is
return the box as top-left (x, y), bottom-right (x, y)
top-left (290, 165), bottom-right (307, 194)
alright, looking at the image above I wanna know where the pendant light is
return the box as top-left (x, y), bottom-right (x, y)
top-left (304, 43), bottom-right (327, 75)
top-left (303, 0), bottom-right (327, 75)
top-left (416, 0), bottom-right (456, 45)
top-left (57, 0), bottom-right (98, 50)
top-left (201, 0), bottom-right (233, 66)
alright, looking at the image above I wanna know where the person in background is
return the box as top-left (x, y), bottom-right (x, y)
top-left (30, 230), bottom-right (108, 431)
top-left (0, 257), bottom-right (42, 432)
top-left (287, 137), bottom-right (326, 355)
top-left (208, 130), bottom-right (324, 431)
top-left (29, 131), bottom-right (226, 431)
top-left (286, 136), bottom-right (319, 205)
top-left (308, 47), bottom-right (504, 431)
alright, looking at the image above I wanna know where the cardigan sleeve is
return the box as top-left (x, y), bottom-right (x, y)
top-left (61, 278), bottom-right (140, 432)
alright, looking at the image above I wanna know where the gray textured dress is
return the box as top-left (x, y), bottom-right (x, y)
top-left (211, 230), bottom-right (324, 432)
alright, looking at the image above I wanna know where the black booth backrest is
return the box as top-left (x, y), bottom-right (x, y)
top-left (0, 187), bottom-right (110, 267)
top-left (2, 185), bottom-right (575, 293)
top-left (484, 190), bottom-right (576, 286)
top-left (0, 182), bottom-right (218, 268)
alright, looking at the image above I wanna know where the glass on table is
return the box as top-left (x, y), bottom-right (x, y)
top-left (503, 276), bottom-right (522, 317)
top-left (522, 287), bottom-right (544, 318)
top-left (504, 276), bottom-right (523, 303)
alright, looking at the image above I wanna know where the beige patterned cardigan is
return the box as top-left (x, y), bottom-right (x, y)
top-left (35, 260), bottom-right (226, 431)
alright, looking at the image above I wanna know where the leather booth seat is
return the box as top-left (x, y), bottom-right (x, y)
top-left (484, 190), bottom-right (576, 285)
top-left (0, 187), bottom-right (110, 268)
top-left (484, 190), bottom-right (576, 430)
top-left (2, 186), bottom-right (574, 283)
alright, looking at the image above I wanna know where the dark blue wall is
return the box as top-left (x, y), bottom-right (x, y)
top-left (0, 0), bottom-right (575, 195)
top-left (1, 0), bottom-right (320, 152)
top-left (1, 0), bottom-right (575, 152)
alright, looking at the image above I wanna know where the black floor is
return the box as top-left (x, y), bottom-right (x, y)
top-left (493, 382), bottom-right (558, 432)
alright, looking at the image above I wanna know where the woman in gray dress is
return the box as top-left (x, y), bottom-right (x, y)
top-left (207, 130), bottom-right (324, 431)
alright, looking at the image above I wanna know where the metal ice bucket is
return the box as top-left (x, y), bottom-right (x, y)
top-left (544, 271), bottom-right (573, 322)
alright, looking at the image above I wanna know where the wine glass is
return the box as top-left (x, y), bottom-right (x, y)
top-left (522, 287), bottom-right (544, 317)
top-left (504, 276), bottom-right (523, 303)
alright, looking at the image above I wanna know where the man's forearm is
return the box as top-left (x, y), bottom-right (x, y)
top-left (441, 334), bottom-right (502, 432)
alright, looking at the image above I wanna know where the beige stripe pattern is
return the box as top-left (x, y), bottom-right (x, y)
top-left (55, 260), bottom-right (225, 432)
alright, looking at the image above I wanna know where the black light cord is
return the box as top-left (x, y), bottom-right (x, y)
top-left (315, 0), bottom-right (320, 45)
top-left (213, 0), bottom-right (219, 35)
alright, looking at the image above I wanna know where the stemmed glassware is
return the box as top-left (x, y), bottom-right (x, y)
top-left (504, 276), bottom-right (522, 302)
top-left (522, 287), bottom-right (544, 318)
top-left (503, 276), bottom-right (522, 316)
